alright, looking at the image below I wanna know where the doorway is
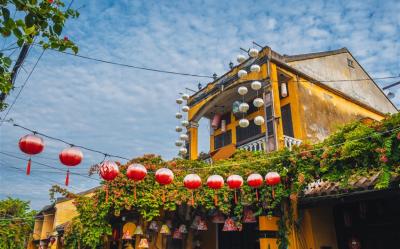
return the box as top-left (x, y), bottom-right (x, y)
top-left (218, 223), bottom-right (259, 249)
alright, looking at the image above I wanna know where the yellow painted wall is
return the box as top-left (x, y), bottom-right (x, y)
top-left (53, 199), bottom-right (79, 228)
top-left (33, 219), bottom-right (43, 241)
top-left (40, 213), bottom-right (55, 240)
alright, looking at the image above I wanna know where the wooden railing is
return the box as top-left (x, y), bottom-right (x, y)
top-left (283, 135), bottom-right (302, 150)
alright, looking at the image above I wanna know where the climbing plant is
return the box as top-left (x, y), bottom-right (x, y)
top-left (51, 114), bottom-right (400, 249)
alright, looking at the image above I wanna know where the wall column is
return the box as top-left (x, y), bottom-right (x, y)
top-left (189, 121), bottom-right (199, 160)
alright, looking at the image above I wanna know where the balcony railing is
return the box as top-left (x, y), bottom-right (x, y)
top-left (283, 135), bottom-right (302, 150)
top-left (237, 136), bottom-right (266, 152)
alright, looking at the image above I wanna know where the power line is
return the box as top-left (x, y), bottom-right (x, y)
top-left (0, 49), bottom-right (45, 126)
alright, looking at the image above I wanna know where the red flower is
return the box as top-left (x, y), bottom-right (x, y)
top-left (379, 155), bottom-right (388, 163)
top-left (397, 132), bottom-right (400, 140)
top-left (48, 0), bottom-right (54, 3)
top-left (63, 36), bottom-right (69, 41)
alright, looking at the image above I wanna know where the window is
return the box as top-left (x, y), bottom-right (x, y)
top-left (214, 130), bottom-right (232, 150)
top-left (236, 120), bottom-right (262, 144)
top-left (281, 104), bottom-right (294, 137)
top-left (347, 58), bottom-right (354, 68)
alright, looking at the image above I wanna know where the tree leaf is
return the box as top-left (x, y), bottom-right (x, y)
top-left (25, 13), bottom-right (35, 27)
top-left (53, 23), bottom-right (62, 35)
top-left (1, 7), bottom-right (10, 20)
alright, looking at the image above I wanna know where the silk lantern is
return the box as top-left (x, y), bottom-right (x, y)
top-left (211, 113), bottom-right (222, 130)
top-left (238, 70), bottom-right (247, 78)
top-left (237, 54), bottom-right (246, 63)
top-left (249, 48), bottom-right (259, 58)
top-left (207, 175), bottom-right (224, 206)
top-left (247, 173), bottom-right (263, 200)
top-left (250, 64), bottom-right (260, 73)
top-left (99, 160), bottom-right (119, 202)
top-left (183, 174), bottom-right (201, 206)
top-left (59, 147), bottom-right (83, 186)
top-left (18, 134), bottom-right (44, 175)
top-left (126, 163), bottom-right (147, 201)
top-left (265, 172), bottom-right (281, 199)
top-left (155, 168), bottom-right (174, 203)
top-left (227, 175), bottom-right (243, 204)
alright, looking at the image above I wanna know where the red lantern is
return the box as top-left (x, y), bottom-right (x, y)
top-left (227, 175), bottom-right (243, 204)
top-left (18, 134), bottom-right (44, 175)
top-left (126, 164), bottom-right (147, 201)
top-left (211, 113), bottom-right (222, 130)
top-left (183, 174), bottom-right (202, 206)
top-left (265, 172), bottom-right (280, 199)
top-left (155, 168), bottom-right (174, 203)
top-left (207, 175), bottom-right (224, 206)
top-left (59, 147), bottom-right (83, 186)
top-left (247, 173), bottom-right (263, 201)
top-left (99, 161), bottom-right (119, 202)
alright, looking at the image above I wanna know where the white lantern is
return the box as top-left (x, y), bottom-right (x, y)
top-left (239, 103), bottom-right (249, 113)
top-left (238, 86), bottom-right (248, 96)
top-left (176, 112), bottom-right (183, 119)
top-left (254, 116), bottom-right (265, 126)
top-left (239, 119), bottom-right (249, 128)
top-left (181, 120), bottom-right (189, 127)
top-left (176, 98), bottom-right (183, 104)
top-left (250, 64), bottom-right (260, 73)
top-left (179, 147), bottom-right (187, 155)
top-left (175, 140), bottom-right (183, 147)
top-left (281, 82), bottom-right (288, 97)
top-left (249, 48), bottom-right (259, 58)
top-left (253, 98), bottom-right (264, 108)
top-left (182, 106), bottom-right (190, 112)
top-left (221, 120), bottom-right (226, 133)
top-left (180, 134), bottom-right (189, 141)
top-left (251, 81), bottom-right (262, 90)
top-left (175, 126), bottom-right (183, 132)
top-left (237, 54), bottom-right (246, 63)
top-left (182, 94), bottom-right (190, 100)
top-left (238, 70), bottom-right (247, 79)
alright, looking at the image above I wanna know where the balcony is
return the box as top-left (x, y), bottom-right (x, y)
top-left (237, 135), bottom-right (266, 152)
top-left (283, 135), bottom-right (302, 150)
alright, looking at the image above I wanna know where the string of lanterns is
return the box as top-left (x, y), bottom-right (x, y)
top-left (175, 93), bottom-right (190, 156)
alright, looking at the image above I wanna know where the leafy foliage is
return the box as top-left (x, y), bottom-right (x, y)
top-left (52, 114), bottom-right (400, 249)
top-left (0, 0), bottom-right (79, 110)
top-left (0, 197), bottom-right (36, 249)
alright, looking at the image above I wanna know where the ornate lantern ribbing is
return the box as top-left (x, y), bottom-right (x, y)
top-left (126, 163), bottom-right (147, 201)
top-left (18, 134), bottom-right (44, 175)
top-left (207, 175), bottom-right (224, 206)
top-left (99, 160), bottom-right (119, 202)
top-left (155, 168), bottom-right (174, 203)
top-left (59, 147), bottom-right (83, 186)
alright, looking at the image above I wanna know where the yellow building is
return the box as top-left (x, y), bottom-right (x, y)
top-left (187, 46), bottom-right (396, 161)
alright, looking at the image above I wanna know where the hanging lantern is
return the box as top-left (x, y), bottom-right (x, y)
top-left (222, 218), bottom-right (238, 232)
top-left (127, 164), bottom-right (147, 201)
top-left (243, 209), bottom-right (257, 223)
top-left (18, 134), bottom-right (45, 175)
top-left (178, 224), bottom-right (188, 233)
top-left (253, 98), bottom-right (264, 108)
top-left (133, 225), bottom-right (143, 235)
top-left (99, 161), bottom-right (119, 202)
top-left (238, 86), bottom-right (248, 95)
top-left (250, 64), bottom-right (260, 73)
top-left (175, 140), bottom-right (183, 147)
top-left (237, 54), bottom-right (246, 63)
top-left (160, 224), bottom-right (171, 235)
top-left (175, 126), bottom-right (183, 132)
top-left (197, 218), bottom-right (208, 231)
top-left (181, 120), bottom-right (189, 127)
top-left (212, 212), bottom-right (225, 223)
top-left (179, 147), bottom-right (187, 155)
top-left (176, 98), bottom-right (183, 104)
top-left (221, 119), bottom-right (226, 132)
top-left (155, 168), bottom-right (174, 203)
top-left (247, 173), bottom-right (263, 200)
top-left (138, 238), bottom-right (149, 248)
top-left (122, 222), bottom-right (136, 240)
top-left (249, 48), bottom-right (259, 58)
top-left (179, 134), bottom-right (189, 141)
top-left (239, 119), bottom-right (249, 128)
top-left (239, 102), bottom-right (249, 113)
top-left (251, 81), bottom-right (262, 90)
top-left (211, 113), bottom-right (222, 129)
top-left (172, 228), bottom-right (183, 239)
top-left (149, 221), bottom-right (159, 231)
top-left (59, 147), bottom-right (83, 186)
top-left (175, 112), bottom-right (183, 119)
top-left (182, 106), bottom-right (190, 112)
top-left (182, 93), bottom-right (190, 100)
top-left (265, 172), bottom-right (281, 199)
top-left (238, 70), bottom-right (247, 78)
top-left (112, 227), bottom-right (119, 241)
top-left (183, 174), bottom-right (202, 206)
top-left (190, 216), bottom-right (201, 229)
top-left (207, 175), bottom-right (224, 206)
top-left (227, 175), bottom-right (243, 204)
top-left (254, 116), bottom-right (265, 126)
top-left (281, 82), bottom-right (288, 97)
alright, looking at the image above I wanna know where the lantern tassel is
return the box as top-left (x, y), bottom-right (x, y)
top-left (234, 190), bottom-right (238, 204)
top-left (162, 189), bottom-right (165, 203)
top-left (105, 185), bottom-right (109, 202)
top-left (272, 187), bottom-right (275, 199)
top-left (214, 192), bottom-right (218, 206)
top-left (65, 169), bottom-right (70, 186)
top-left (26, 158), bottom-right (31, 175)
top-left (133, 182), bottom-right (137, 201)
top-left (191, 191), bottom-right (195, 206)
top-left (256, 189), bottom-right (259, 201)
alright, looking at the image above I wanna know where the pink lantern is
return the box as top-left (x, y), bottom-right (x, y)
top-left (265, 172), bottom-right (281, 199)
top-left (18, 134), bottom-right (45, 175)
top-left (211, 113), bottom-right (222, 130)
top-left (247, 173), bottom-right (263, 201)
top-left (243, 209), bottom-right (256, 223)
top-left (207, 175), bottom-right (224, 206)
top-left (155, 168), bottom-right (174, 203)
top-left (59, 147), bottom-right (83, 186)
top-left (211, 212), bottom-right (225, 224)
top-left (222, 218), bottom-right (237, 232)
top-left (172, 228), bottom-right (183, 239)
top-left (126, 164), bottom-right (147, 201)
top-left (99, 161), bottom-right (119, 202)
top-left (227, 175), bottom-right (243, 204)
top-left (183, 174), bottom-right (202, 206)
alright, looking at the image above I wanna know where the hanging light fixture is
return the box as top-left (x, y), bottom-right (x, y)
top-left (265, 172), bottom-right (281, 199)
top-left (172, 228), bottom-right (183, 239)
top-left (254, 116), bottom-right (265, 126)
top-left (99, 161), bottom-right (120, 202)
top-left (182, 94), bottom-right (190, 100)
top-left (247, 173), bottom-right (263, 200)
top-left (179, 134), bottom-right (189, 141)
top-left (126, 164), bottom-right (147, 201)
top-left (181, 120), bottom-right (189, 127)
top-left (211, 113), bottom-right (222, 130)
top-left (253, 98), bottom-right (264, 108)
top-left (227, 175), bottom-right (243, 204)
top-left (18, 134), bottom-right (45, 175)
top-left (175, 140), bottom-right (183, 147)
top-left (250, 64), bottom-right (260, 73)
top-left (238, 70), bottom-right (247, 78)
top-left (207, 175), bottom-right (224, 206)
top-left (237, 54), bottom-right (246, 63)
top-left (249, 48), bottom-right (259, 58)
top-left (238, 86), bottom-right (248, 96)
top-left (138, 238), bottom-right (149, 248)
top-left (176, 98), bottom-right (183, 104)
top-left (149, 221), bottom-right (159, 231)
top-left (281, 82), bottom-right (288, 97)
top-left (182, 106), bottom-right (190, 112)
top-left (175, 112), bottom-right (183, 119)
top-left (175, 126), bottom-right (183, 132)
top-left (251, 81), bottom-right (262, 90)
top-left (59, 147), bottom-right (83, 186)
top-left (222, 218), bottom-right (238, 232)
top-left (183, 173), bottom-right (202, 205)
top-left (178, 224), bottom-right (188, 233)
top-left (179, 147), bottom-right (187, 155)
top-left (239, 119), bottom-right (249, 128)
top-left (160, 224), bottom-right (171, 235)
top-left (243, 209), bottom-right (257, 223)
top-left (239, 102), bottom-right (249, 113)
top-left (133, 225), bottom-right (144, 235)
top-left (155, 168), bottom-right (174, 203)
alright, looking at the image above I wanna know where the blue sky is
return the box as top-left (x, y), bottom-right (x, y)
top-left (0, 0), bottom-right (399, 209)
